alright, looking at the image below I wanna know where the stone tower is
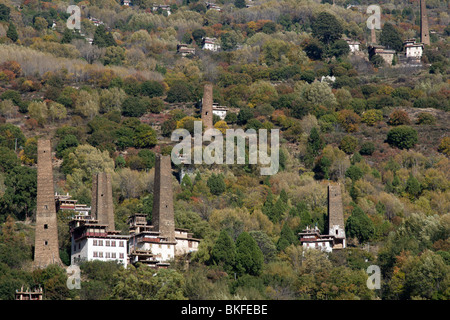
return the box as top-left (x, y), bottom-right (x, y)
top-left (420, 0), bottom-right (430, 45)
top-left (371, 28), bottom-right (376, 44)
top-left (91, 172), bottom-right (115, 231)
top-left (152, 155), bottom-right (175, 243)
top-left (201, 83), bottom-right (213, 131)
top-left (328, 184), bottom-right (346, 249)
top-left (33, 139), bottom-right (62, 269)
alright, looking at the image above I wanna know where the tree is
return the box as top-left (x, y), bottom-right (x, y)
top-left (388, 110), bottom-right (410, 126)
top-left (329, 39), bottom-right (350, 58)
top-left (345, 206), bottom-right (375, 244)
top-left (61, 28), bottom-right (73, 44)
top-left (56, 134), bottom-right (79, 159)
top-left (122, 96), bottom-right (147, 117)
top-left (437, 137), bottom-right (450, 156)
top-left (360, 142), bottom-right (375, 156)
top-left (0, 146), bottom-right (20, 173)
top-left (387, 126), bottom-right (418, 150)
top-left (207, 173), bottom-right (226, 196)
top-left (405, 174), bottom-right (421, 199)
top-left (361, 109), bottom-right (383, 126)
top-left (345, 165), bottom-right (364, 182)
top-left (210, 230), bottom-right (236, 272)
top-left (0, 99), bottom-right (15, 119)
top-left (0, 166), bottom-right (37, 220)
top-left (277, 223), bottom-right (298, 252)
top-left (234, 0), bottom-right (246, 9)
top-left (311, 12), bottom-right (343, 46)
top-left (134, 124), bottom-right (157, 148)
top-left (0, 4), bottom-right (10, 21)
top-left (220, 32), bottom-right (238, 51)
top-left (166, 81), bottom-right (193, 103)
top-left (6, 22), bottom-right (18, 43)
top-left (380, 23), bottom-right (403, 52)
top-left (339, 135), bottom-right (358, 154)
top-left (303, 38), bottom-right (324, 60)
top-left (235, 232), bottom-right (264, 276)
top-left (28, 101), bottom-right (48, 126)
top-left (337, 109), bottom-right (361, 133)
top-left (140, 81), bottom-right (164, 97)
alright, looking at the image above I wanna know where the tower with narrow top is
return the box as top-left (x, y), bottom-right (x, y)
top-left (91, 172), bottom-right (115, 231)
top-left (420, 0), bottom-right (430, 45)
top-left (201, 83), bottom-right (213, 131)
top-left (152, 155), bottom-right (175, 243)
top-left (33, 139), bottom-right (63, 269)
top-left (328, 184), bottom-right (346, 249)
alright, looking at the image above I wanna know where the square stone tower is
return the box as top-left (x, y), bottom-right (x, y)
top-left (420, 0), bottom-right (430, 45)
top-left (33, 139), bottom-right (62, 269)
top-left (328, 184), bottom-right (346, 249)
top-left (152, 155), bottom-right (175, 243)
top-left (201, 83), bottom-right (214, 131)
top-left (91, 172), bottom-right (115, 232)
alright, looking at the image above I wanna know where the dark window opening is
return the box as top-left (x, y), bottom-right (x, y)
top-left (44, 205), bottom-right (48, 210)
top-left (44, 224), bottom-right (48, 229)
top-left (44, 241), bottom-right (48, 246)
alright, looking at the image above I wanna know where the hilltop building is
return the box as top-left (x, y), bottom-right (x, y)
top-left (128, 155), bottom-right (200, 268)
top-left (299, 184), bottom-right (346, 252)
top-left (368, 45), bottom-right (396, 65)
top-left (69, 173), bottom-right (129, 267)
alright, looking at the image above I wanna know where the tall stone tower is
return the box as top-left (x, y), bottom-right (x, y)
top-left (91, 172), bottom-right (115, 232)
top-left (420, 0), bottom-right (430, 45)
top-left (328, 184), bottom-right (346, 249)
top-left (201, 83), bottom-right (213, 131)
top-left (371, 28), bottom-right (376, 44)
top-left (33, 139), bottom-right (62, 269)
top-left (152, 155), bottom-right (175, 243)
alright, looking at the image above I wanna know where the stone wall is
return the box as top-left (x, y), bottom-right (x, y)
top-left (91, 172), bottom-right (115, 232)
top-left (33, 139), bottom-right (62, 269)
top-left (152, 155), bottom-right (175, 243)
top-left (201, 83), bottom-right (213, 130)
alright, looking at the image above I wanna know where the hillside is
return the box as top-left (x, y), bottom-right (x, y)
top-left (0, 0), bottom-right (448, 302)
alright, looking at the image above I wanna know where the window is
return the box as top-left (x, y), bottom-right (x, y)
top-left (98, 240), bottom-right (103, 246)
top-left (43, 205), bottom-right (48, 210)
top-left (105, 252), bottom-right (110, 258)
top-left (44, 224), bottom-right (48, 229)
top-left (111, 241), bottom-right (116, 247)
top-left (99, 252), bottom-right (103, 258)
top-left (336, 230), bottom-right (338, 235)
top-left (112, 253), bottom-right (116, 259)
top-left (93, 252), bottom-right (98, 257)
top-left (93, 240), bottom-right (97, 246)
top-left (106, 240), bottom-right (110, 247)
top-left (119, 241), bottom-right (124, 247)
top-left (119, 253), bottom-right (124, 259)
top-left (44, 241), bottom-right (48, 246)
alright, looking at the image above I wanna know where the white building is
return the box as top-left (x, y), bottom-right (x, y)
top-left (212, 103), bottom-right (228, 120)
top-left (152, 4), bottom-right (171, 15)
top-left (299, 226), bottom-right (334, 253)
top-left (70, 216), bottom-right (129, 267)
top-left (345, 39), bottom-right (360, 53)
top-left (202, 37), bottom-right (220, 51)
top-left (127, 213), bottom-right (200, 268)
top-left (403, 39), bottom-right (423, 59)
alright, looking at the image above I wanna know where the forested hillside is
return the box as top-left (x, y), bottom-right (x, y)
top-left (0, 0), bottom-right (448, 300)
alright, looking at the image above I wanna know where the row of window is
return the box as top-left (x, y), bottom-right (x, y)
top-left (93, 240), bottom-right (124, 247)
top-left (93, 252), bottom-right (125, 259)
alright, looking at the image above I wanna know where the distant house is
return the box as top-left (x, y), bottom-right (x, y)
top-left (206, 2), bottom-right (222, 11)
top-left (345, 39), bottom-right (360, 53)
top-left (368, 45), bottom-right (396, 65)
top-left (152, 4), bottom-right (171, 15)
top-left (299, 226), bottom-right (335, 253)
top-left (212, 103), bottom-right (228, 120)
top-left (403, 39), bottom-right (424, 59)
top-left (177, 44), bottom-right (196, 57)
top-left (122, 0), bottom-right (132, 5)
top-left (202, 37), bottom-right (220, 51)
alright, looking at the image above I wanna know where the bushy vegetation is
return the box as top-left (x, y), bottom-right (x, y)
top-left (0, 0), bottom-right (448, 301)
